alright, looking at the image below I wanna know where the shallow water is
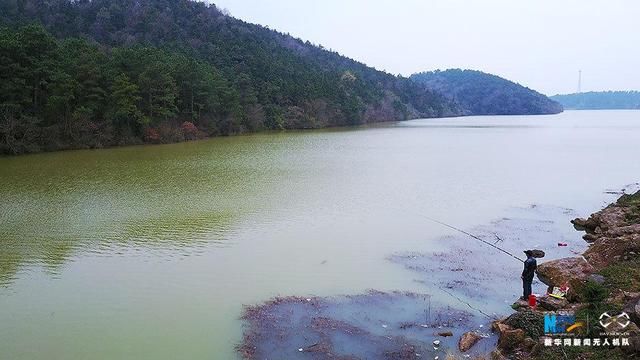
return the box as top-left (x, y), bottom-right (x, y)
top-left (239, 291), bottom-right (493, 359)
top-left (1, 110), bottom-right (639, 359)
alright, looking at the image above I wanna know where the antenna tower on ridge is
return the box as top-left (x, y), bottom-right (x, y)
top-left (578, 70), bottom-right (582, 93)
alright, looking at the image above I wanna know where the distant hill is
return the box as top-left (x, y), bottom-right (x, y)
top-left (0, 0), bottom-right (460, 154)
top-left (551, 91), bottom-right (640, 110)
top-left (410, 69), bottom-right (563, 116)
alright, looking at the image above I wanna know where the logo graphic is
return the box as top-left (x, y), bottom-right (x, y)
top-left (544, 312), bottom-right (584, 334)
top-left (599, 312), bottom-right (630, 330)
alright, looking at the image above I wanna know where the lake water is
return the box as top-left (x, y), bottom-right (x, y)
top-left (1, 110), bottom-right (639, 359)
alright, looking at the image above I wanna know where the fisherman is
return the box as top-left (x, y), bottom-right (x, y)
top-left (521, 250), bottom-right (537, 300)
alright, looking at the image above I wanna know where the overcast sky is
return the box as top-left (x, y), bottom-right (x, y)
top-left (212, 0), bottom-right (639, 95)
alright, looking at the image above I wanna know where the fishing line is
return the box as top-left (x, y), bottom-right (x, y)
top-left (417, 214), bottom-right (525, 263)
top-left (438, 286), bottom-right (495, 320)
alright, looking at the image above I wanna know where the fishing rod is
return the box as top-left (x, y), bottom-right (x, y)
top-left (418, 214), bottom-right (525, 263)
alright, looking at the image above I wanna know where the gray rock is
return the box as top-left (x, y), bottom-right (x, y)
top-left (623, 296), bottom-right (640, 325)
top-left (571, 216), bottom-right (599, 232)
top-left (588, 274), bottom-right (606, 284)
top-left (537, 296), bottom-right (569, 311)
top-left (627, 335), bottom-right (640, 354)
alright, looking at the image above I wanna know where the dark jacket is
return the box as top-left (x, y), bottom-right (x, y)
top-left (522, 256), bottom-right (537, 281)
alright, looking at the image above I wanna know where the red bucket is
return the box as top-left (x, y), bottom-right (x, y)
top-left (528, 294), bottom-right (537, 308)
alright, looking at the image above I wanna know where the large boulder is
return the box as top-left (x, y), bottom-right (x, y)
top-left (458, 331), bottom-right (482, 352)
top-left (572, 198), bottom-right (636, 237)
top-left (572, 217), bottom-right (599, 233)
top-left (583, 233), bottom-right (640, 269)
top-left (597, 203), bottom-right (631, 230)
top-left (536, 257), bottom-right (594, 301)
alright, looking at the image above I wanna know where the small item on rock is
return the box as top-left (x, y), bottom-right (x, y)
top-left (557, 243), bottom-right (568, 247)
top-left (549, 284), bottom-right (569, 299)
top-left (528, 249), bottom-right (546, 258)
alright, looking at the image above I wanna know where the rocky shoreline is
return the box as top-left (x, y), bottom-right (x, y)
top-left (237, 190), bottom-right (640, 359)
top-left (491, 190), bottom-right (640, 359)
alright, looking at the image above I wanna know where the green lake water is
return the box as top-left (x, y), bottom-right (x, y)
top-left (1, 110), bottom-right (639, 359)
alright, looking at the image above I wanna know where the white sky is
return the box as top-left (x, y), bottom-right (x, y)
top-left (211, 0), bottom-right (639, 95)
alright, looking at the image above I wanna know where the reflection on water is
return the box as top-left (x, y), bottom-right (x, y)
top-left (1, 110), bottom-right (640, 359)
top-left (1, 209), bottom-right (234, 286)
top-left (0, 135), bottom-right (298, 286)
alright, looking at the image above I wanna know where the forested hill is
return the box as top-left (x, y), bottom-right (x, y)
top-left (410, 69), bottom-right (563, 116)
top-left (551, 91), bottom-right (640, 110)
top-left (0, 0), bottom-right (461, 155)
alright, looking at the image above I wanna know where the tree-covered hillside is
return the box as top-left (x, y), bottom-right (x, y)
top-left (551, 91), bottom-right (640, 110)
top-left (411, 69), bottom-right (562, 116)
top-left (0, 0), bottom-right (461, 154)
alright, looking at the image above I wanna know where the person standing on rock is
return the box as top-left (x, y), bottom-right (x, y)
top-left (521, 250), bottom-right (537, 300)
